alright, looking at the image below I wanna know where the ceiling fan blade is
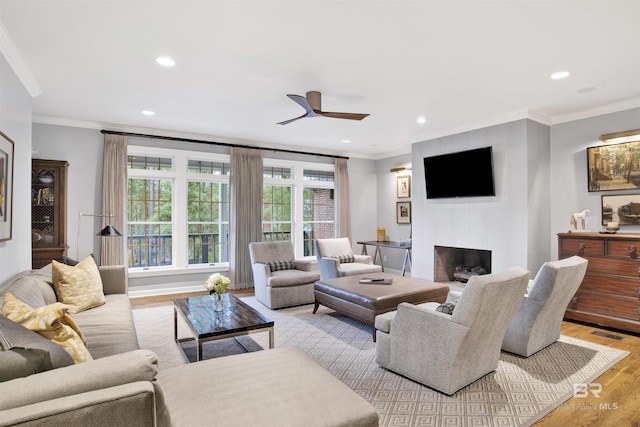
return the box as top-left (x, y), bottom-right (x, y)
top-left (286, 94), bottom-right (314, 114)
top-left (276, 112), bottom-right (309, 125)
top-left (318, 111), bottom-right (370, 121)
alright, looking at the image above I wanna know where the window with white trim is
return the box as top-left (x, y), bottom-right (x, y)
top-left (127, 147), bottom-right (230, 271)
top-left (262, 160), bottom-right (335, 257)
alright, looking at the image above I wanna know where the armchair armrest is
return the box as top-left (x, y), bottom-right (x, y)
top-left (353, 254), bottom-right (373, 265)
top-left (293, 259), bottom-right (314, 272)
top-left (251, 263), bottom-right (271, 284)
top-left (99, 265), bottom-right (128, 295)
top-left (318, 257), bottom-right (340, 279)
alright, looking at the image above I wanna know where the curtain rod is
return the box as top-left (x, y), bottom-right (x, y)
top-left (100, 130), bottom-right (349, 160)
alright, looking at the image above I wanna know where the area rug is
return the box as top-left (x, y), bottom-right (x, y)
top-left (133, 297), bottom-right (629, 427)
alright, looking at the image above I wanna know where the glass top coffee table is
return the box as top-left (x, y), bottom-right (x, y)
top-left (174, 293), bottom-right (274, 362)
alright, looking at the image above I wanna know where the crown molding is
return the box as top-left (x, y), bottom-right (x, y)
top-left (551, 98), bottom-right (640, 125)
top-left (0, 19), bottom-right (41, 97)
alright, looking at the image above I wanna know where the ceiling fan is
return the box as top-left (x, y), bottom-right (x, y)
top-left (277, 91), bottom-right (370, 125)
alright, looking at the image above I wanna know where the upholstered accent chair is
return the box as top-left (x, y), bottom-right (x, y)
top-left (314, 237), bottom-right (382, 280)
top-left (501, 256), bottom-right (588, 357)
top-left (375, 267), bottom-right (530, 395)
top-left (248, 241), bottom-right (320, 309)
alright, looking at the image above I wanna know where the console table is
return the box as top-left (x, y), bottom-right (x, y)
top-left (558, 232), bottom-right (640, 333)
top-left (357, 240), bottom-right (412, 276)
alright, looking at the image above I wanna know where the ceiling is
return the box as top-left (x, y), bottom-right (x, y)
top-left (1, 1), bottom-right (639, 159)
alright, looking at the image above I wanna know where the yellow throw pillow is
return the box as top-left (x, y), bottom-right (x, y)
top-left (52, 255), bottom-right (106, 313)
top-left (1, 293), bottom-right (93, 363)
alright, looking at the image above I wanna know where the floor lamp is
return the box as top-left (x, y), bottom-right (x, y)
top-left (76, 212), bottom-right (123, 260)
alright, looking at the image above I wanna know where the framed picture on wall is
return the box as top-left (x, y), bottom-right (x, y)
top-left (0, 130), bottom-right (15, 242)
top-left (396, 201), bottom-right (411, 224)
top-left (397, 175), bottom-right (411, 198)
top-left (601, 193), bottom-right (640, 225)
top-left (587, 140), bottom-right (640, 192)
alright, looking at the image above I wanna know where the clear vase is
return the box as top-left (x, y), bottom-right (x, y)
top-left (211, 292), bottom-right (224, 312)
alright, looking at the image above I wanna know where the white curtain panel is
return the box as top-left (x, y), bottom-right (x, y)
top-left (101, 134), bottom-right (127, 266)
top-left (335, 158), bottom-right (351, 241)
top-left (229, 147), bottom-right (263, 289)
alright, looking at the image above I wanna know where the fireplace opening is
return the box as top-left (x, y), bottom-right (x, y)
top-left (434, 246), bottom-right (491, 283)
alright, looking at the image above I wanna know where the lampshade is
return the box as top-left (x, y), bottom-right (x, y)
top-left (97, 225), bottom-right (122, 237)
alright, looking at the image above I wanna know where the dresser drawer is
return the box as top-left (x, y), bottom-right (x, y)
top-left (569, 291), bottom-right (640, 321)
top-left (560, 238), bottom-right (604, 256)
top-left (580, 274), bottom-right (640, 299)
top-left (607, 240), bottom-right (640, 258)
top-left (586, 256), bottom-right (640, 278)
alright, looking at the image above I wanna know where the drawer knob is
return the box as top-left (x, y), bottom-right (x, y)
top-left (630, 246), bottom-right (638, 259)
top-left (570, 296), bottom-right (578, 310)
top-left (577, 243), bottom-right (585, 255)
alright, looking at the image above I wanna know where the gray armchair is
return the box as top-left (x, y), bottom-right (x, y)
top-left (375, 267), bottom-right (530, 395)
top-left (314, 237), bottom-right (382, 280)
top-left (501, 256), bottom-right (588, 357)
top-left (248, 241), bottom-right (320, 309)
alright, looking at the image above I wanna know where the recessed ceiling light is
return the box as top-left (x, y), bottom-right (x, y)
top-left (156, 57), bottom-right (175, 67)
top-left (551, 71), bottom-right (570, 80)
top-left (416, 116), bottom-right (427, 124)
top-left (577, 84), bottom-right (605, 94)
top-left (341, 139), bottom-right (351, 144)
top-left (141, 110), bottom-right (155, 116)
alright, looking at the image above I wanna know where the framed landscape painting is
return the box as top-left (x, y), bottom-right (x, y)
top-left (601, 193), bottom-right (640, 226)
top-left (587, 140), bottom-right (640, 192)
top-left (0, 131), bottom-right (14, 242)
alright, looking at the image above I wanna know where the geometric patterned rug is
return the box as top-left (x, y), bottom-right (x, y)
top-left (133, 297), bottom-right (629, 427)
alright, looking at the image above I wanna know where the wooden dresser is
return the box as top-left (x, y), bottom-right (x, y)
top-left (558, 232), bottom-right (640, 333)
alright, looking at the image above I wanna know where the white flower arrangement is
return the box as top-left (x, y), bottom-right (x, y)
top-left (204, 273), bottom-right (230, 295)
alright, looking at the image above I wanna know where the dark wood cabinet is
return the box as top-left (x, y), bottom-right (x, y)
top-left (32, 159), bottom-right (69, 268)
top-left (558, 232), bottom-right (640, 333)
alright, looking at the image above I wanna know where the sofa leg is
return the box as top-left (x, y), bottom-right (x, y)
top-left (313, 302), bottom-right (320, 313)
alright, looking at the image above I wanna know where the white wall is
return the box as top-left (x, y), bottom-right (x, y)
top-left (550, 107), bottom-right (640, 258)
top-left (372, 153), bottom-right (412, 273)
top-left (0, 54), bottom-right (33, 283)
top-left (410, 119), bottom-right (551, 280)
top-left (32, 124), bottom-right (103, 261)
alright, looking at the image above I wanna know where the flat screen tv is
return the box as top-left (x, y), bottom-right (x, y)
top-left (423, 146), bottom-right (495, 199)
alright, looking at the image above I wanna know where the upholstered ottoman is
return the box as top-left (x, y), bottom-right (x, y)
top-left (314, 273), bottom-right (449, 340)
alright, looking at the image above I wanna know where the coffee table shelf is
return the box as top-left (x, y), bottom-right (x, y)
top-left (174, 293), bottom-right (274, 361)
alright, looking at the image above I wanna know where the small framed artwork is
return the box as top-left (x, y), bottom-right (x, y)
top-left (0, 130), bottom-right (15, 242)
top-left (397, 175), bottom-right (411, 198)
top-left (601, 193), bottom-right (640, 225)
top-left (396, 201), bottom-right (411, 224)
top-left (587, 140), bottom-right (640, 192)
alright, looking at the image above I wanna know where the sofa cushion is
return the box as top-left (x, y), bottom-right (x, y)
top-left (72, 294), bottom-right (140, 359)
top-left (0, 313), bottom-right (74, 382)
top-left (267, 270), bottom-right (320, 288)
top-left (1, 293), bottom-right (92, 363)
top-left (0, 264), bottom-right (57, 309)
top-left (52, 256), bottom-right (106, 313)
top-left (266, 260), bottom-right (294, 272)
top-left (334, 254), bottom-right (355, 264)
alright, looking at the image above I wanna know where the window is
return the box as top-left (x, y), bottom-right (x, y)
top-left (262, 166), bottom-right (292, 242)
top-left (127, 156), bottom-right (173, 268)
top-left (127, 148), bottom-right (230, 271)
top-left (262, 161), bottom-right (335, 257)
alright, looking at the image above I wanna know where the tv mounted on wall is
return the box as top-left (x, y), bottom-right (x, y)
top-left (423, 146), bottom-right (496, 199)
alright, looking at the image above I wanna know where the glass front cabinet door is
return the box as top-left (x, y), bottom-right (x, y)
top-left (32, 159), bottom-right (69, 268)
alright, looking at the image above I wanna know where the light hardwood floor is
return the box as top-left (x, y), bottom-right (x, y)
top-left (131, 291), bottom-right (640, 425)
